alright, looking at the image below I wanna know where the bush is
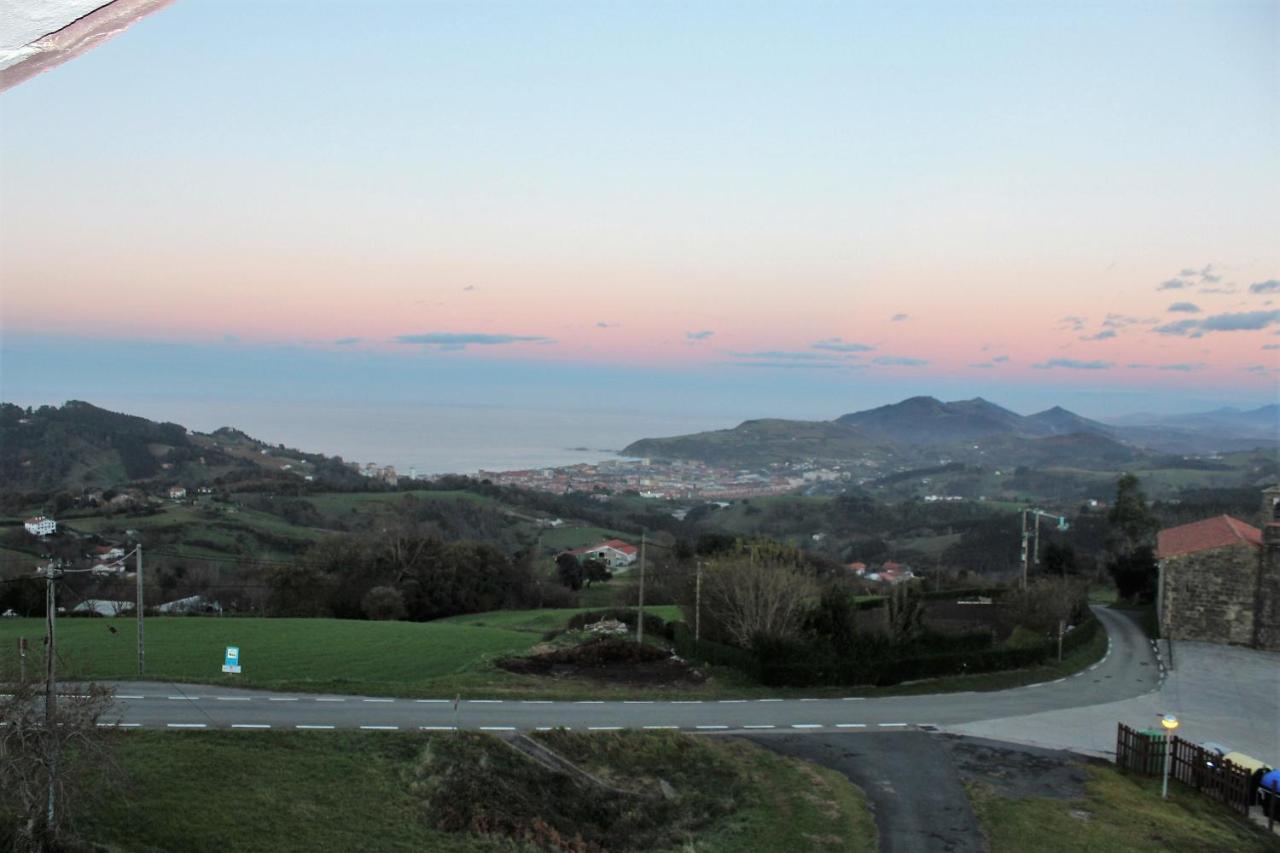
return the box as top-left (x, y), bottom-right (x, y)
top-left (361, 586), bottom-right (406, 621)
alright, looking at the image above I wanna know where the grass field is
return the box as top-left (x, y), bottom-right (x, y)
top-left (0, 600), bottom-right (1110, 699)
top-left (76, 730), bottom-right (875, 853)
top-left (968, 762), bottom-right (1276, 852)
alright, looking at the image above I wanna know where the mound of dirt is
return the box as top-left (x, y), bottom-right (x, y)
top-left (499, 637), bottom-right (706, 686)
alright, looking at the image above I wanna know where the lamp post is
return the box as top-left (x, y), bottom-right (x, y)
top-left (1161, 713), bottom-right (1179, 799)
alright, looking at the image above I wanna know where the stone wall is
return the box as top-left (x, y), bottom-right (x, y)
top-left (1253, 524), bottom-right (1280, 651)
top-left (1160, 545), bottom-right (1260, 646)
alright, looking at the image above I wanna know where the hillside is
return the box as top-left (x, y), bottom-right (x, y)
top-left (623, 418), bottom-right (888, 466)
top-left (0, 401), bottom-right (365, 494)
top-left (622, 396), bottom-right (1272, 469)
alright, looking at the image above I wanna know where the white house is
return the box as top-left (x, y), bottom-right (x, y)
top-left (564, 539), bottom-right (639, 569)
top-left (169, 486), bottom-right (187, 500)
top-left (72, 599), bottom-right (133, 617)
top-left (24, 516), bottom-right (56, 537)
top-left (157, 594), bottom-right (222, 615)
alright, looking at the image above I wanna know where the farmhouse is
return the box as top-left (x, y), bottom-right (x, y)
top-left (24, 516), bottom-right (56, 537)
top-left (562, 539), bottom-right (639, 569)
top-left (1155, 486), bottom-right (1280, 651)
top-left (169, 486), bottom-right (187, 500)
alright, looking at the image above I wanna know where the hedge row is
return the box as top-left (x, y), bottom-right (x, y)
top-left (669, 616), bottom-right (1099, 688)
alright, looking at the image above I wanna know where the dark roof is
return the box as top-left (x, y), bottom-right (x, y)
top-left (1157, 515), bottom-right (1262, 559)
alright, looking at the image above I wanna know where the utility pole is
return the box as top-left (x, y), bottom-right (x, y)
top-left (694, 560), bottom-right (702, 644)
top-left (1033, 513), bottom-right (1042, 571)
top-left (136, 544), bottom-right (145, 675)
top-left (636, 531), bottom-right (646, 645)
top-left (1020, 510), bottom-right (1029, 590)
top-left (43, 561), bottom-right (59, 834)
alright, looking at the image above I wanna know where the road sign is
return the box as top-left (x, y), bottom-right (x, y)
top-left (222, 645), bottom-right (241, 674)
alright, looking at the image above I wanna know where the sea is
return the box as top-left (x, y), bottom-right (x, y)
top-left (101, 399), bottom-right (752, 476)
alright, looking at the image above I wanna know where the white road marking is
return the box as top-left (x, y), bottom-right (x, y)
top-left (643, 725), bottom-right (679, 730)
top-left (624, 700), bottom-right (653, 704)
top-left (589, 726), bottom-right (623, 731)
top-left (469, 700), bottom-right (502, 704)
top-left (115, 723), bottom-right (141, 728)
top-left (360, 725), bottom-right (399, 731)
top-left (269, 697), bottom-right (298, 702)
top-left (521, 700), bottom-right (551, 704)
top-left (799, 698), bottom-right (820, 702)
top-left (791, 724), bottom-right (823, 729)
top-left (836, 723), bottom-right (867, 729)
top-left (719, 699), bottom-right (747, 703)
top-left (167, 696), bottom-right (193, 700)
top-left (363, 698), bottom-right (394, 703)
top-left (416, 699), bottom-right (449, 703)
top-left (481, 726), bottom-right (516, 731)
top-left (743, 724), bottom-right (776, 729)
top-left (757, 698), bottom-right (783, 703)
top-left (166, 723), bottom-right (206, 729)
top-left (1049, 678), bottom-right (1066, 684)
top-left (116, 694), bottom-right (144, 699)
top-left (696, 725), bottom-right (729, 730)
top-left (842, 697), bottom-right (866, 701)
top-left (672, 700), bottom-right (702, 704)
top-left (296, 725), bottom-right (334, 730)
top-left (216, 697), bottom-right (250, 701)
top-left (420, 726), bottom-right (456, 731)
top-left (316, 698), bottom-right (345, 702)
top-left (878, 723), bottom-right (908, 728)
top-left (575, 701), bottom-right (603, 704)
top-left (231, 724), bottom-right (271, 729)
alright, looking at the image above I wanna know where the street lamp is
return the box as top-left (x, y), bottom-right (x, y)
top-left (1161, 713), bottom-right (1180, 799)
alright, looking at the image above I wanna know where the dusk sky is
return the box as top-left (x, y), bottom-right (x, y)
top-left (1, 0), bottom-right (1277, 423)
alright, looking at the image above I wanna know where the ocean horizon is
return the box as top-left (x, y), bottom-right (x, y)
top-left (30, 398), bottom-right (766, 477)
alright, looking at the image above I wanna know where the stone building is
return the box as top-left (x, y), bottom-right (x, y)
top-left (1155, 485), bottom-right (1280, 651)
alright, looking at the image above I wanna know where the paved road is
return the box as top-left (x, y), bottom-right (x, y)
top-left (82, 607), bottom-right (1157, 734)
top-left (746, 732), bottom-right (987, 853)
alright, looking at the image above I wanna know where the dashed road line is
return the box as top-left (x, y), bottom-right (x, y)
top-left (643, 725), bottom-right (679, 730)
top-left (836, 723), bottom-right (867, 729)
top-left (469, 700), bottom-right (502, 704)
top-left (672, 700), bottom-right (702, 704)
top-left (576, 700), bottom-right (604, 705)
top-left (791, 724), bottom-right (823, 729)
top-left (719, 699), bottom-right (747, 704)
top-left (420, 726), bottom-right (456, 731)
top-left (360, 725), bottom-right (399, 731)
top-left (624, 700), bottom-right (653, 704)
top-left (743, 724), bottom-right (776, 729)
top-left (296, 724), bottom-right (334, 730)
top-left (757, 698), bottom-right (782, 703)
top-left (878, 723), bottom-right (908, 728)
top-left (269, 697), bottom-right (298, 702)
top-left (842, 697), bottom-right (866, 701)
top-left (167, 723), bottom-right (206, 729)
top-left (416, 699), bottom-right (449, 703)
top-left (216, 696), bottom-right (250, 701)
top-left (363, 698), bottom-right (394, 703)
top-left (116, 694), bottom-right (144, 700)
top-left (696, 725), bottom-right (729, 730)
top-left (316, 698), bottom-right (345, 703)
top-left (589, 726), bottom-right (623, 731)
top-left (231, 724), bottom-right (271, 729)
top-left (521, 700), bottom-right (551, 704)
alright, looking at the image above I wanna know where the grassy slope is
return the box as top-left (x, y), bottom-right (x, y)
top-left (0, 602), bottom-right (1107, 700)
top-left (968, 763), bottom-right (1276, 853)
top-left (81, 731), bottom-right (875, 853)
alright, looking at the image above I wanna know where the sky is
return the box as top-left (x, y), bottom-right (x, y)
top-left (1, 0), bottom-right (1277, 422)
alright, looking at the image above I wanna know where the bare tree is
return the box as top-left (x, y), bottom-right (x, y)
top-left (698, 557), bottom-right (818, 647)
top-left (0, 671), bottom-right (117, 852)
top-left (885, 583), bottom-right (924, 644)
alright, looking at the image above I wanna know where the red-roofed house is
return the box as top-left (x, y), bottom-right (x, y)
top-left (1155, 487), bottom-right (1280, 650)
top-left (562, 539), bottom-right (638, 569)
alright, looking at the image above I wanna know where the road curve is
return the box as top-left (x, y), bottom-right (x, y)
top-left (84, 606), bottom-right (1156, 734)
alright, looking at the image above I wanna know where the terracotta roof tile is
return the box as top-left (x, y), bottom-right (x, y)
top-left (1157, 515), bottom-right (1262, 559)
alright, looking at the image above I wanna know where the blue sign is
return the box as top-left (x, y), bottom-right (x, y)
top-left (222, 645), bottom-right (241, 674)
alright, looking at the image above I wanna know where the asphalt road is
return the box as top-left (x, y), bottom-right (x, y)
top-left (81, 607), bottom-right (1157, 734)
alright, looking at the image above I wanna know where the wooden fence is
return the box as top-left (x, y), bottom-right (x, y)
top-left (1115, 723), bottom-right (1255, 816)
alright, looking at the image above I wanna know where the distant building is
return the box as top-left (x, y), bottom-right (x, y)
top-left (71, 599), bottom-right (132, 617)
top-left (562, 539), bottom-right (639, 569)
top-left (1156, 486), bottom-right (1280, 651)
top-left (157, 595), bottom-right (222, 615)
top-left (846, 561), bottom-right (868, 576)
top-left (169, 486), bottom-right (187, 500)
top-left (24, 516), bottom-right (56, 537)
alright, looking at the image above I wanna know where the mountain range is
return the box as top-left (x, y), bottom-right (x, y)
top-left (622, 396), bottom-right (1278, 467)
